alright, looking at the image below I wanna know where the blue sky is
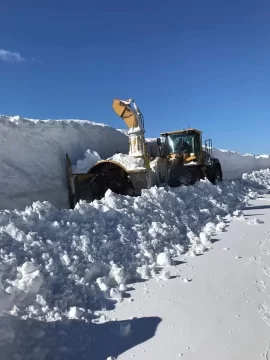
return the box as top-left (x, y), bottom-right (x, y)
top-left (0, 0), bottom-right (269, 154)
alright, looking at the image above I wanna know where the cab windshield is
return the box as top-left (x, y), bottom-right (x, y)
top-left (167, 133), bottom-right (194, 155)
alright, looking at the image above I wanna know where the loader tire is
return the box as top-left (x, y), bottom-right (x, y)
top-left (211, 165), bottom-right (222, 185)
top-left (178, 166), bottom-right (200, 186)
top-left (169, 163), bottom-right (200, 187)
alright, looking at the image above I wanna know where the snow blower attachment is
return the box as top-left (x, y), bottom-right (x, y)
top-left (66, 99), bottom-right (151, 209)
top-left (66, 98), bottom-right (223, 209)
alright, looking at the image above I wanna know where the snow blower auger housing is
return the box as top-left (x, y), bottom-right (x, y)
top-left (66, 98), bottom-right (223, 209)
top-left (66, 98), bottom-right (151, 209)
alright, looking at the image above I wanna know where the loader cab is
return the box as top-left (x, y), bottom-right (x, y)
top-left (160, 129), bottom-right (202, 159)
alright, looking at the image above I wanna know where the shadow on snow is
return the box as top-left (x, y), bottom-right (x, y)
top-left (0, 314), bottom-right (162, 360)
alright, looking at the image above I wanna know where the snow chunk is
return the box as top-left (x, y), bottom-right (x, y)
top-left (216, 222), bottom-right (226, 232)
top-left (137, 265), bottom-right (151, 280)
top-left (107, 153), bottom-right (145, 171)
top-left (21, 261), bottom-right (39, 276)
top-left (203, 222), bottom-right (217, 235)
top-left (247, 218), bottom-right (264, 225)
top-left (199, 232), bottom-right (211, 245)
top-left (96, 277), bottom-right (108, 292)
top-left (71, 149), bottom-right (101, 173)
top-left (233, 210), bottom-right (244, 217)
top-left (109, 263), bottom-right (126, 285)
top-left (160, 270), bottom-right (171, 280)
top-left (10, 262), bottom-right (43, 293)
top-left (156, 252), bottom-right (171, 267)
top-left (68, 306), bottom-right (85, 319)
top-left (110, 288), bottom-right (122, 301)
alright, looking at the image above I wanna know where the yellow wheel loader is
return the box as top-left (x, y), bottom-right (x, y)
top-left (66, 98), bottom-right (223, 208)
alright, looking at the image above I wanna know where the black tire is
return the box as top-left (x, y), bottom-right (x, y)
top-left (211, 165), bottom-right (222, 184)
top-left (178, 166), bottom-right (200, 186)
top-left (169, 161), bottom-right (200, 187)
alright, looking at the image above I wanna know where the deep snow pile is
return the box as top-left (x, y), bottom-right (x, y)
top-left (0, 115), bottom-right (128, 211)
top-left (242, 168), bottom-right (270, 189)
top-left (0, 178), bottom-right (257, 324)
top-left (1, 114), bottom-right (270, 212)
top-left (212, 148), bottom-right (270, 180)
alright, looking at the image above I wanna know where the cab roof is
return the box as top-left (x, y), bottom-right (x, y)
top-left (160, 128), bottom-right (202, 136)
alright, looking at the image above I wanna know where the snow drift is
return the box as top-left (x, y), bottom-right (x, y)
top-left (0, 167), bottom-right (269, 352)
top-left (0, 178), bottom-right (257, 325)
top-left (212, 148), bottom-right (270, 180)
top-left (243, 168), bottom-right (270, 189)
top-left (0, 116), bottom-right (128, 211)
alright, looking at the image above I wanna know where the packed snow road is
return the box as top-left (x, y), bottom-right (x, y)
top-left (102, 194), bottom-right (270, 360)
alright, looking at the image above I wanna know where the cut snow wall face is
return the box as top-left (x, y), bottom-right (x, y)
top-left (212, 148), bottom-right (270, 180)
top-left (0, 116), bottom-right (128, 211)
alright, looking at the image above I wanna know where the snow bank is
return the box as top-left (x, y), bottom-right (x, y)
top-left (242, 168), bottom-right (270, 189)
top-left (212, 148), bottom-right (270, 180)
top-left (0, 116), bottom-right (128, 211)
top-left (1, 114), bottom-right (270, 212)
top-left (0, 179), bottom-right (255, 323)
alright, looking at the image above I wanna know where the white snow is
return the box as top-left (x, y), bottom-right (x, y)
top-left (212, 148), bottom-right (270, 180)
top-left (243, 168), bottom-right (270, 189)
top-left (72, 151), bottom-right (146, 173)
top-left (1, 114), bottom-right (270, 212)
top-left (100, 194), bottom-right (270, 360)
top-left (0, 173), bottom-right (265, 329)
top-left (107, 153), bottom-right (145, 170)
top-left (0, 115), bottom-right (128, 211)
top-left (156, 252), bottom-right (171, 267)
top-left (71, 149), bottom-right (101, 173)
top-left (68, 306), bottom-right (85, 320)
top-left (9, 262), bottom-right (44, 293)
top-left (1, 114), bottom-right (270, 358)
